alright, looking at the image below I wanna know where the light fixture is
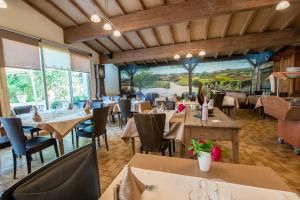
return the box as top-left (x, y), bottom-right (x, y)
top-left (276, 0), bottom-right (290, 10)
top-left (0, 0), bottom-right (7, 8)
top-left (186, 53), bottom-right (193, 58)
top-left (90, 14), bottom-right (101, 23)
top-left (113, 30), bottom-right (121, 37)
top-left (199, 50), bottom-right (206, 56)
top-left (103, 22), bottom-right (112, 31)
top-left (174, 54), bottom-right (180, 60)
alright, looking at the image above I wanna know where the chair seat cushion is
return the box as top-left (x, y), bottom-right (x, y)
top-left (25, 137), bottom-right (56, 152)
top-left (81, 120), bottom-right (93, 125)
top-left (76, 125), bottom-right (94, 138)
top-left (141, 139), bottom-right (170, 152)
top-left (0, 135), bottom-right (11, 149)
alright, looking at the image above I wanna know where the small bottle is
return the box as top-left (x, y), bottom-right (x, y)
top-left (202, 96), bottom-right (208, 120)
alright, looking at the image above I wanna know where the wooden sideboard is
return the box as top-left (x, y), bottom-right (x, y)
top-left (273, 47), bottom-right (300, 96)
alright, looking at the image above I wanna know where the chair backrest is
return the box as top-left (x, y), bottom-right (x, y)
top-left (13, 105), bottom-right (32, 115)
top-left (93, 106), bottom-right (109, 137)
top-left (213, 93), bottom-right (225, 109)
top-left (182, 92), bottom-right (196, 101)
top-left (113, 96), bottom-right (120, 101)
top-left (1, 144), bottom-right (100, 200)
top-left (90, 100), bottom-right (103, 109)
top-left (140, 101), bottom-right (152, 112)
top-left (0, 118), bottom-right (26, 156)
top-left (165, 101), bottom-right (176, 110)
top-left (101, 96), bottom-right (110, 102)
top-left (145, 93), bottom-right (159, 105)
top-left (133, 113), bottom-right (166, 152)
top-left (118, 99), bottom-right (132, 118)
top-left (254, 90), bottom-right (263, 95)
top-left (73, 100), bottom-right (87, 109)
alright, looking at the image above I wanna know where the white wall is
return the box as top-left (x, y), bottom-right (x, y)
top-left (0, 0), bottom-right (99, 97)
top-left (105, 64), bottom-right (120, 95)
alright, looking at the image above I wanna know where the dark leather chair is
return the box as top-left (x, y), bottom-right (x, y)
top-left (118, 99), bottom-right (135, 129)
top-left (13, 105), bottom-right (32, 115)
top-left (254, 90), bottom-right (263, 95)
top-left (134, 113), bottom-right (172, 156)
top-left (1, 144), bottom-right (100, 200)
top-left (90, 100), bottom-right (103, 109)
top-left (76, 107), bottom-right (109, 150)
top-left (213, 92), bottom-right (225, 109)
top-left (0, 118), bottom-right (59, 179)
top-left (156, 101), bottom-right (176, 110)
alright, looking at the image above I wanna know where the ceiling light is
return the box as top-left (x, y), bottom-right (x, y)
top-left (174, 54), bottom-right (180, 60)
top-left (186, 53), bottom-right (193, 58)
top-left (113, 30), bottom-right (121, 37)
top-left (103, 22), bottom-right (112, 31)
top-left (276, 0), bottom-right (290, 10)
top-left (0, 0), bottom-right (7, 8)
top-left (199, 50), bottom-right (206, 56)
top-left (90, 14), bottom-right (101, 23)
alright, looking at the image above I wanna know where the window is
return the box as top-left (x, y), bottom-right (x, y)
top-left (42, 45), bottom-right (72, 109)
top-left (2, 38), bottom-right (46, 110)
top-left (70, 51), bottom-right (91, 102)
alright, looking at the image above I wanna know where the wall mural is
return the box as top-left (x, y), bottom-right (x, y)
top-left (120, 59), bottom-right (254, 97)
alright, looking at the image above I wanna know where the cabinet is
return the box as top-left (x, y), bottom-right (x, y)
top-left (273, 47), bottom-right (300, 97)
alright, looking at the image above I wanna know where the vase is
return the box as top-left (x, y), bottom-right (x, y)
top-left (198, 151), bottom-right (212, 172)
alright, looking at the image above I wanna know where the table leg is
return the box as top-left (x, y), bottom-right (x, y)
top-left (131, 138), bottom-right (135, 156)
top-left (180, 144), bottom-right (185, 157)
top-left (58, 139), bottom-right (64, 155)
top-left (232, 130), bottom-right (239, 163)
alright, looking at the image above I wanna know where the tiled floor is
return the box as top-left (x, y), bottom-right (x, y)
top-left (0, 110), bottom-right (300, 196)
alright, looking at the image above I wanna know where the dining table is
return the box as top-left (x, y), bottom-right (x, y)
top-left (100, 154), bottom-right (299, 200)
top-left (18, 109), bottom-right (93, 155)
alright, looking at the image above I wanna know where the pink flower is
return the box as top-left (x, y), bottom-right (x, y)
top-left (187, 149), bottom-right (194, 156)
top-left (178, 104), bottom-right (186, 112)
top-left (212, 146), bottom-right (222, 161)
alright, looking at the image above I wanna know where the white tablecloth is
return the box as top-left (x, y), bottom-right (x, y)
top-left (113, 101), bottom-right (146, 113)
top-left (100, 167), bottom-right (300, 200)
top-left (19, 110), bottom-right (92, 139)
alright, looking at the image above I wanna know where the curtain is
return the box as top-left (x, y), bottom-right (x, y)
top-left (70, 51), bottom-right (91, 73)
top-left (1, 38), bottom-right (40, 70)
top-left (42, 45), bottom-right (70, 69)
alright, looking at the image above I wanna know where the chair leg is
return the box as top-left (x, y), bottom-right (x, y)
top-left (172, 140), bottom-right (176, 152)
top-left (97, 136), bottom-right (101, 148)
top-left (168, 143), bottom-right (172, 157)
top-left (76, 135), bottom-right (79, 148)
top-left (104, 130), bottom-right (109, 151)
top-left (71, 130), bottom-right (74, 146)
top-left (12, 150), bottom-right (17, 179)
top-left (39, 151), bottom-right (44, 163)
top-left (162, 150), bottom-right (165, 156)
top-left (139, 146), bottom-right (143, 153)
top-left (54, 142), bottom-right (59, 158)
top-left (26, 154), bottom-right (31, 174)
top-left (50, 132), bottom-right (53, 138)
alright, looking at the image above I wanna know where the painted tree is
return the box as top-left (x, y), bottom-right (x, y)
top-left (181, 57), bottom-right (201, 94)
top-left (122, 64), bottom-right (139, 92)
top-left (133, 72), bottom-right (157, 93)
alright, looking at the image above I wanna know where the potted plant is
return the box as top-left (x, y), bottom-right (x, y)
top-left (188, 139), bottom-right (222, 172)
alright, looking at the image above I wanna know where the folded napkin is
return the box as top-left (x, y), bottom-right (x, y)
top-left (32, 106), bottom-right (42, 122)
top-left (84, 103), bottom-right (91, 114)
top-left (114, 165), bottom-right (146, 200)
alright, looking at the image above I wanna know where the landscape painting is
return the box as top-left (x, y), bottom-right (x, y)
top-left (120, 59), bottom-right (253, 97)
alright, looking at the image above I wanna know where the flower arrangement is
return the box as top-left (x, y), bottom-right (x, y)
top-left (178, 103), bottom-right (186, 112)
top-left (188, 139), bottom-right (222, 162)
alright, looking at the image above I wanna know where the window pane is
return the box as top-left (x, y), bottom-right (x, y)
top-left (5, 67), bottom-right (46, 110)
top-left (45, 68), bottom-right (71, 109)
top-left (71, 71), bottom-right (90, 101)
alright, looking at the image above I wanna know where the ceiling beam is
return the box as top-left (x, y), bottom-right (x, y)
top-left (203, 18), bottom-right (210, 40)
top-left (69, 0), bottom-right (90, 20)
top-left (280, 8), bottom-right (300, 30)
top-left (64, 0), bottom-right (297, 43)
top-left (122, 35), bottom-right (135, 49)
top-left (259, 7), bottom-right (276, 33)
top-left (95, 39), bottom-right (112, 52)
top-left (83, 41), bottom-right (101, 55)
top-left (46, 0), bottom-right (78, 25)
top-left (136, 31), bottom-right (147, 48)
top-left (100, 29), bottom-right (300, 64)
top-left (169, 25), bottom-right (175, 44)
top-left (221, 14), bottom-right (232, 37)
top-left (107, 37), bottom-right (124, 51)
top-left (240, 10), bottom-right (256, 35)
top-left (23, 0), bottom-right (64, 28)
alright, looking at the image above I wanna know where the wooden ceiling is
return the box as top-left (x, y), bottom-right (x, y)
top-left (23, 0), bottom-right (300, 66)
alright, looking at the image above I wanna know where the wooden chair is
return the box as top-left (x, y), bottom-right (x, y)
top-left (76, 107), bottom-right (109, 150)
top-left (134, 113), bottom-right (172, 156)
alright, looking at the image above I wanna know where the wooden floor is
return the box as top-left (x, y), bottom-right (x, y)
top-left (0, 109), bottom-right (300, 195)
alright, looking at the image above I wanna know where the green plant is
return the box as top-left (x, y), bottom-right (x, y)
top-left (188, 139), bottom-right (214, 157)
